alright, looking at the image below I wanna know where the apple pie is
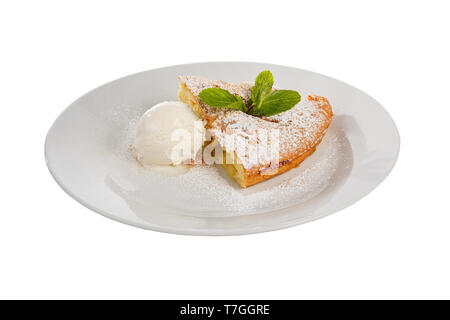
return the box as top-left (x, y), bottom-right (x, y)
top-left (178, 75), bottom-right (333, 187)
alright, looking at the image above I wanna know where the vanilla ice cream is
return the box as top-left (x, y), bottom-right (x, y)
top-left (134, 101), bottom-right (206, 167)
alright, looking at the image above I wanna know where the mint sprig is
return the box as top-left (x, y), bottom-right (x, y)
top-left (198, 87), bottom-right (246, 112)
top-left (251, 70), bottom-right (274, 109)
top-left (249, 90), bottom-right (301, 117)
top-left (198, 70), bottom-right (301, 117)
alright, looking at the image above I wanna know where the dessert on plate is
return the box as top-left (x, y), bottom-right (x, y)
top-left (178, 74), bottom-right (333, 187)
top-left (134, 71), bottom-right (333, 188)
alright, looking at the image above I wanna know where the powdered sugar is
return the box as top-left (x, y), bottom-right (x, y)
top-left (210, 99), bottom-right (328, 169)
top-left (128, 124), bottom-right (352, 216)
top-left (179, 75), bottom-right (333, 170)
top-left (106, 103), bottom-right (352, 217)
top-left (179, 75), bottom-right (253, 103)
top-left (106, 77), bottom-right (350, 217)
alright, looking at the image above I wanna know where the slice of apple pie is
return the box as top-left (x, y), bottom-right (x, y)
top-left (178, 75), bottom-right (333, 187)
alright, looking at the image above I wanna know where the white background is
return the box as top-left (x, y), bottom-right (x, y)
top-left (1, 0), bottom-right (449, 299)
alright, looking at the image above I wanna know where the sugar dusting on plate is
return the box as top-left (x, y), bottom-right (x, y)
top-left (109, 104), bottom-right (352, 218)
top-left (126, 126), bottom-right (351, 217)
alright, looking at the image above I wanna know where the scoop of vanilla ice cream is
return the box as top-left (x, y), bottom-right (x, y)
top-left (134, 101), bottom-right (206, 166)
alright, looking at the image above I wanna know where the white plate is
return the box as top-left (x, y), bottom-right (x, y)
top-left (45, 62), bottom-right (400, 235)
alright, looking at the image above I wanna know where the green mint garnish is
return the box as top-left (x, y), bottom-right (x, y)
top-left (198, 87), bottom-right (246, 112)
top-left (249, 90), bottom-right (301, 117)
top-left (198, 70), bottom-right (301, 117)
top-left (251, 70), bottom-right (274, 109)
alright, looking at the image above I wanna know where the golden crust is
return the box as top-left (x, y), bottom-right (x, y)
top-left (178, 76), bottom-right (333, 187)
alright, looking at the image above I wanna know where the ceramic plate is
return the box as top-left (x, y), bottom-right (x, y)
top-left (45, 62), bottom-right (400, 235)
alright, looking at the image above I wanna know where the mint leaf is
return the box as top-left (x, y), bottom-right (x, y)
top-left (226, 99), bottom-right (246, 111)
top-left (199, 87), bottom-right (240, 107)
top-left (197, 71), bottom-right (301, 117)
top-left (251, 70), bottom-right (274, 109)
top-left (250, 90), bottom-right (301, 117)
top-left (199, 87), bottom-right (246, 112)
